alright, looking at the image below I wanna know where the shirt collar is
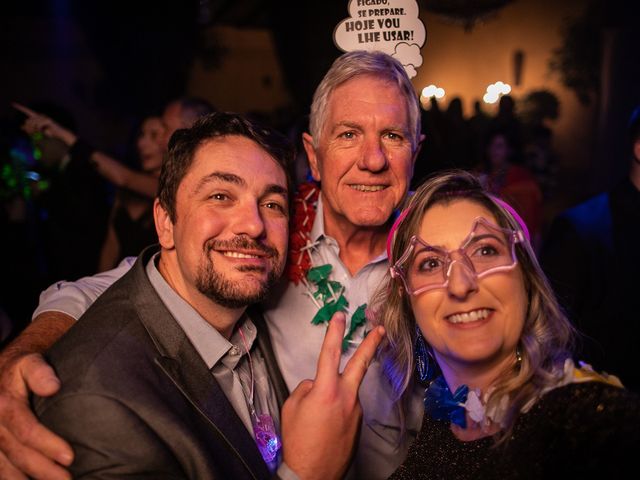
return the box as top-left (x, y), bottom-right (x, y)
top-left (145, 253), bottom-right (256, 369)
top-left (310, 193), bottom-right (391, 264)
top-left (310, 194), bottom-right (326, 243)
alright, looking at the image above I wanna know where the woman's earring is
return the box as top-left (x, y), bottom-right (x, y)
top-left (515, 346), bottom-right (523, 366)
top-left (415, 326), bottom-right (437, 383)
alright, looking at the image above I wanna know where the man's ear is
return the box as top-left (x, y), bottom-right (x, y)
top-left (633, 138), bottom-right (640, 162)
top-left (302, 132), bottom-right (321, 182)
top-left (154, 199), bottom-right (175, 249)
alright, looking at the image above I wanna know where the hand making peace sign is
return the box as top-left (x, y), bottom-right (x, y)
top-left (281, 312), bottom-right (385, 480)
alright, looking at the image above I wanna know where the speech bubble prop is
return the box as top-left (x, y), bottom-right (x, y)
top-left (334, 0), bottom-right (426, 78)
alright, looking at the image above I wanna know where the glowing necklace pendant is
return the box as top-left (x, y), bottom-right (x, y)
top-left (252, 412), bottom-right (281, 463)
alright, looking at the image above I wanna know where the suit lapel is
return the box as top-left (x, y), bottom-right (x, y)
top-left (155, 351), bottom-right (269, 480)
top-left (127, 248), bottom-right (270, 480)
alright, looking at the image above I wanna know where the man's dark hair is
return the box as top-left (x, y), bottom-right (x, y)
top-left (158, 111), bottom-right (294, 222)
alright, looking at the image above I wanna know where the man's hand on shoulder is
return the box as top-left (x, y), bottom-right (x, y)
top-left (0, 313), bottom-right (75, 479)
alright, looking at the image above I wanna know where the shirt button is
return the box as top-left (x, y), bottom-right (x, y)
top-left (229, 346), bottom-right (240, 356)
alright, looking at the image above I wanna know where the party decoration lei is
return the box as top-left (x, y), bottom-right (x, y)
top-left (285, 181), bottom-right (367, 352)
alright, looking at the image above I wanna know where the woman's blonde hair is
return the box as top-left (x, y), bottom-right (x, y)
top-left (371, 169), bottom-right (576, 442)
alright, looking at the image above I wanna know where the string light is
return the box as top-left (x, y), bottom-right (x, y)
top-left (420, 84), bottom-right (446, 108)
top-left (483, 81), bottom-right (511, 104)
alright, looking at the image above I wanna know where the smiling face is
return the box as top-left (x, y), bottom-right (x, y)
top-left (410, 199), bottom-right (527, 384)
top-left (303, 74), bottom-right (417, 234)
top-left (155, 135), bottom-right (289, 310)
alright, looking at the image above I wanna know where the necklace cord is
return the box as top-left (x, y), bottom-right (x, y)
top-left (237, 327), bottom-right (255, 414)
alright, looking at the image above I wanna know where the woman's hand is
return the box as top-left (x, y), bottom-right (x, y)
top-left (12, 103), bottom-right (77, 147)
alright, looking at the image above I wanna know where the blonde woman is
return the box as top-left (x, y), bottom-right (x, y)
top-left (373, 170), bottom-right (640, 479)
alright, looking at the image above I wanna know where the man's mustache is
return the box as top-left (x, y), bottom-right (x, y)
top-left (205, 236), bottom-right (279, 259)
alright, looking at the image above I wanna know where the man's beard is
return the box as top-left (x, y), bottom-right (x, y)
top-left (195, 237), bottom-right (283, 309)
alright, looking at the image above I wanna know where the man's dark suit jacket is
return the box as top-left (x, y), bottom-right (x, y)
top-left (33, 246), bottom-right (290, 479)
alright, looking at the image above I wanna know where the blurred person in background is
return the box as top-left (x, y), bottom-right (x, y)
top-left (477, 127), bottom-right (543, 251)
top-left (540, 104), bottom-right (640, 392)
top-left (98, 114), bottom-right (164, 271)
top-left (14, 97), bottom-right (214, 200)
top-left (15, 101), bottom-right (110, 285)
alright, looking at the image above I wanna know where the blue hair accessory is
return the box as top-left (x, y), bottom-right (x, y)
top-left (424, 376), bottom-right (469, 428)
